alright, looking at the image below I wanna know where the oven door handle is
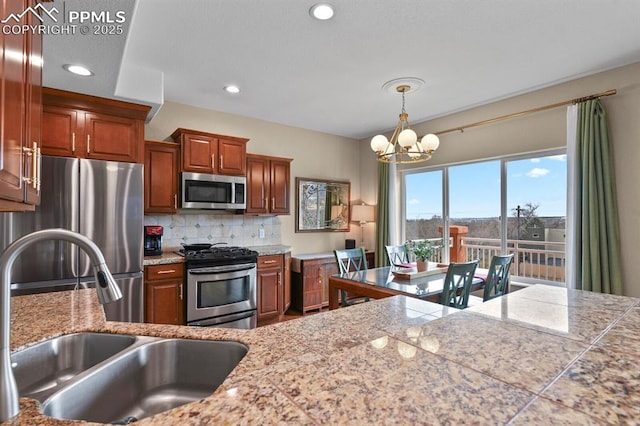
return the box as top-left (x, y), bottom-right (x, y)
top-left (188, 264), bottom-right (257, 275)
top-left (188, 310), bottom-right (256, 327)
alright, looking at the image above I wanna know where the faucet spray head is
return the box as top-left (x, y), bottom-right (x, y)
top-left (94, 263), bottom-right (123, 304)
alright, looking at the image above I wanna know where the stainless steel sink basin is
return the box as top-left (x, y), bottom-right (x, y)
top-left (41, 338), bottom-right (248, 424)
top-left (11, 333), bottom-right (137, 400)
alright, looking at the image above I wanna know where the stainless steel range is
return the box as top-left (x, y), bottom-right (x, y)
top-left (178, 244), bottom-right (258, 329)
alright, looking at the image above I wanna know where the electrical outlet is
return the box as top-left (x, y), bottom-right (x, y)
top-left (259, 228), bottom-right (265, 239)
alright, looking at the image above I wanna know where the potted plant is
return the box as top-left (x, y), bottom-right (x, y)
top-left (405, 239), bottom-right (435, 272)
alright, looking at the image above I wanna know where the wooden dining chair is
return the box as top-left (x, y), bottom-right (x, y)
top-left (334, 248), bottom-right (369, 306)
top-left (385, 244), bottom-right (409, 266)
top-left (481, 253), bottom-right (515, 301)
top-left (439, 260), bottom-right (479, 309)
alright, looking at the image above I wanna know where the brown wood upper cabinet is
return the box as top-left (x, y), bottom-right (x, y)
top-left (171, 128), bottom-right (248, 176)
top-left (41, 88), bottom-right (150, 163)
top-left (0, 0), bottom-right (42, 212)
top-left (246, 154), bottom-right (292, 215)
top-left (144, 140), bottom-right (180, 214)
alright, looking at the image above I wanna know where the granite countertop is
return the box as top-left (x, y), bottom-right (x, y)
top-left (6, 284), bottom-right (640, 424)
top-left (143, 245), bottom-right (291, 266)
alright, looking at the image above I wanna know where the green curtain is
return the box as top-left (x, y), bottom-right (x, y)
top-left (575, 99), bottom-right (623, 294)
top-left (375, 162), bottom-right (390, 267)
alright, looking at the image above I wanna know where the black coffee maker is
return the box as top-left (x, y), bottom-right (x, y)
top-left (144, 226), bottom-right (163, 256)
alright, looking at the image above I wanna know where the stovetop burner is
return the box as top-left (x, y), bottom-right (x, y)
top-left (176, 245), bottom-right (259, 268)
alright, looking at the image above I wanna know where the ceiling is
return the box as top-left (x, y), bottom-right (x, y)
top-left (42, 0), bottom-right (640, 139)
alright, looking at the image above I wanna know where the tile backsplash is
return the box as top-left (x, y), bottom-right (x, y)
top-left (144, 214), bottom-right (282, 248)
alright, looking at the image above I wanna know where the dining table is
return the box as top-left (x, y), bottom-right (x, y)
top-left (328, 265), bottom-right (485, 309)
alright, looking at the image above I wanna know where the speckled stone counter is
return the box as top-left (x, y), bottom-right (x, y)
top-left (143, 249), bottom-right (184, 266)
top-left (143, 245), bottom-right (291, 266)
top-left (6, 284), bottom-right (640, 425)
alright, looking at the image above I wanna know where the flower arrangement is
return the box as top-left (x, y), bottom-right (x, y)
top-left (405, 239), bottom-right (435, 262)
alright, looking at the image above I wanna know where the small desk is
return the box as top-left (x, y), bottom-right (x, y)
top-left (328, 266), bottom-right (484, 309)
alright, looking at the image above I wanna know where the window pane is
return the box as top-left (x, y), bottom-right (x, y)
top-left (405, 170), bottom-right (443, 242)
top-left (506, 154), bottom-right (567, 283)
top-left (449, 161), bottom-right (501, 266)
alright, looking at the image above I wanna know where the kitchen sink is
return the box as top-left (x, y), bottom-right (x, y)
top-left (11, 332), bottom-right (137, 400)
top-left (40, 338), bottom-right (248, 424)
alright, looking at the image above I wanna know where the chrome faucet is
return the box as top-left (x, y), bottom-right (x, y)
top-left (0, 229), bottom-right (122, 421)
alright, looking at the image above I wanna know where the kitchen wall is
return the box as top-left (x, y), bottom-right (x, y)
top-left (143, 214), bottom-right (282, 249)
top-left (359, 62), bottom-right (640, 297)
top-left (144, 102), bottom-right (365, 255)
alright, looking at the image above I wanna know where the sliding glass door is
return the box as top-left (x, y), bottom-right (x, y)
top-left (402, 149), bottom-right (566, 285)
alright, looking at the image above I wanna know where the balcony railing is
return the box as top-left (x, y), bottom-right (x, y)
top-left (463, 237), bottom-right (566, 284)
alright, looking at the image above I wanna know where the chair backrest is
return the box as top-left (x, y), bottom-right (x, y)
top-left (482, 254), bottom-right (515, 301)
top-left (385, 245), bottom-right (409, 265)
top-left (334, 248), bottom-right (368, 274)
top-left (440, 260), bottom-right (479, 309)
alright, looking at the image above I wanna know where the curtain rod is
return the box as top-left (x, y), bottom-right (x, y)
top-left (428, 89), bottom-right (617, 137)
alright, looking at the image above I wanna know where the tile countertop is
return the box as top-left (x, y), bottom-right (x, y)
top-left (6, 284), bottom-right (640, 425)
top-left (143, 244), bottom-right (291, 266)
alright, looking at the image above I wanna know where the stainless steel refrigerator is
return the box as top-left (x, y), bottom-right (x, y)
top-left (0, 156), bottom-right (144, 322)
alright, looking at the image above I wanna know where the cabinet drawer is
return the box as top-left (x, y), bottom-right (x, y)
top-left (145, 263), bottom-right (184, 281)
top-left (258, 255), bottom-right (283, 269)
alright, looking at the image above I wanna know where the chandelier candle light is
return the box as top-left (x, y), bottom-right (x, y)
top-left (370, 84), bottom-right (440, 164)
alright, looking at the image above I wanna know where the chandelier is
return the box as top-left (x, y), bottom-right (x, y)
top-left (370, 84), bottom-right (440, 164)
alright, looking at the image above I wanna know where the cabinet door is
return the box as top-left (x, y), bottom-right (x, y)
top-left (23, 3), bottom-right (42, 206)
top-left (0, 0), bottom-right (27, 205)
top-left (245, 156), bottom-right (269, 214)
top-left (283, 252), bottom-right (291, 312)
top-left (322, 261), bottom-right (339, 306)
top-left (41, 106), bottom-right (80, 157)
top-left (270, 159), bottom-right (290, 214)
top-left (84, 112), bottom-right (140, 162)
top-left (145, 279), bottom-right (184, 325)
top-left (144, 141), bottom-right (179, 214)
top-left (302, 262), bottom-right (323, 310)
top-left (218, 138), bottom-right (246, 176)
top-left (257, 267), bottom-right (281, 321)
top-left (181, 133), bottom-right (215, 173)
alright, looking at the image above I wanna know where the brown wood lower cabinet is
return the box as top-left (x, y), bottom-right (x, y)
top-left (257, 253), bottom-right (290, 326)
top-left (291, 251), bottom-right (375, 314)
top-left (144, 263), bottom-right (185, 325)
top-left (291, 253), bottom-right (338, 314)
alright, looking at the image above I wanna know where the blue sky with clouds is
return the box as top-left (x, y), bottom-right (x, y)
top-left (405, 154), bottom-right (567, 219)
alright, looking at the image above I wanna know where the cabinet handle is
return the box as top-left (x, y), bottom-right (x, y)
top-left (211, 154), bottom-right (215, 169)
top-left (22, 146), bottom-right (34, 187)
top-left (265, 197), bottom-right (269, 210)
top-left (220, 155), bottom-right (223, 170)
top-left (87, 135), bottom-right (91, 153)
top-left (31, 142), bottom-right (38, 190)
top-left (174, 194), bottom-right (177, 209)
top-left (262, 260), bottom-right (277, 264)
top-left (278, 272), bottom-right (281, 286)
top-left (35, 143), bottom-right (41, 191)
top-left (179, 284), bottom-right (183, 300)
top-left (72, 132), bottom-right (76, 152)
top-left (272, 197), bottom-right (275, 210)
top-left (157, 269), bottom-right (176, 274)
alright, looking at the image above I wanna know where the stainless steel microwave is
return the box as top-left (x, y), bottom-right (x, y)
top-left (181, 172), bottom-right (246, 210)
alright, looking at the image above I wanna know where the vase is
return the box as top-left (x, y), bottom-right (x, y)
top-left (416, 259), bottom-right (427, 272)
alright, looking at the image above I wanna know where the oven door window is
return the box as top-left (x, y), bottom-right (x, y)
top-left (197, 276), bottom-right (250, 308)
top-left (185, 180), bottom-right (232, 204)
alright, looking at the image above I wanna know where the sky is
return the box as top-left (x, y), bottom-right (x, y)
top-left (405, 154), bottom-right (567, 220)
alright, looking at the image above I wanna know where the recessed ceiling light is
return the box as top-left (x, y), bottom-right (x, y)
top-left (63, 64), bottom-right (93, 76)
top-left (223, 85), bottom-right (240, 94)
top-left (310, 3), bottom-right (334, 20)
